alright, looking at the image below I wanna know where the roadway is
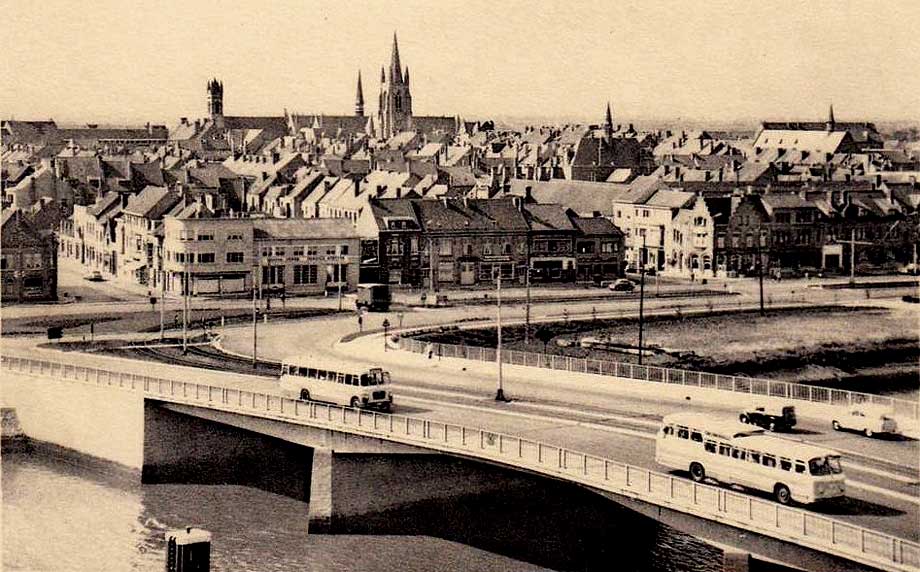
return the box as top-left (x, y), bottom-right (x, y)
top-left (3, 276), bottom-right (917, 544)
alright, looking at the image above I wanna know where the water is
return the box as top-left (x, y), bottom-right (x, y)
top-left (2, 443), bottom-right (761, 572)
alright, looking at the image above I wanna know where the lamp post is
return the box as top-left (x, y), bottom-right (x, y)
top-left (159, 268), bottom-right (166, 341)
top-left (638, 234), bottom-right (646, 366)
top-left (524, 264), bottom-right (532, 345)
top-left (495, 269), bottom-right (507, 402)
top-left (382, 318), bottom-right (390, 352)
top-left (252, 264), bottom-right (258, 368)
top-left (182, 257), bottom-right (190, 354)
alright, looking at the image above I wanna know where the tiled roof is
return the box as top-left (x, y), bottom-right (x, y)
top-left (414, 198), bottom-right (529, 232)
top-left (645, 189), bottom-right (695, 209)
top-left (252, 218), bottom-right (357, 240)
top-left (570, 215), bottom-right (621, 236)
top-left (124, 186), bottom-right (178, 218)
top-left (522, 204), bottom-right (576, 232)
top-left (509, 178), bottom-right (631, 216)
top-left (88, 192), bottom-right (122, 217)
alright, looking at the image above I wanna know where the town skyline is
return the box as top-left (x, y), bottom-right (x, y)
top-left (4, 1), bottom-right (920, 126)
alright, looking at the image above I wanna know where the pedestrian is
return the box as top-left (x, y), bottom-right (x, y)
top-left (358, 314), bottom-right (364, 332)
top-left (690, 272), bottom-right (695, 283)
top-left (426, 342), bottom-right (434, 359)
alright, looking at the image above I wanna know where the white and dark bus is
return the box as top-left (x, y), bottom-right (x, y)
top-left (279, 356), bottom-right (393, 412)
top-left (655, 412), bottom-right (845, 505)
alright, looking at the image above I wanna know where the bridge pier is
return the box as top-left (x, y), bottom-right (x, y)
top-left (722, 550), bottom-right (750, 572)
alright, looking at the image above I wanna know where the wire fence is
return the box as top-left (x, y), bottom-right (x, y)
top-left (396, 338), bottom-right (919, 421)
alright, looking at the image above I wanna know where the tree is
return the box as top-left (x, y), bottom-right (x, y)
top-left (535, 326), bottom-right (554, 353)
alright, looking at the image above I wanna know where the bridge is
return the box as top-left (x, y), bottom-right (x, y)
top-left (3, 349), bottom-right (918, 572)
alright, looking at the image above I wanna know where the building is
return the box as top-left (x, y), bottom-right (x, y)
top-left (161, 215), bottom-right (359, 297)
top-left (1, 209), bottom-right (57, 303)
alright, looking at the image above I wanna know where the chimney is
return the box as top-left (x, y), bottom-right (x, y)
top-left (874, 174), bottom-right (882, 189)
top-left (524, 185), bottom-right (533, 202)
top-left (180, 117), bottom-right (188, 125)
top-left (354, 178), bottom-right (361, 197)
top-left (511, 195), bottom-right (521, 210)
top-left (395, 187), bottom-right (402, 199)
top-left (441, 197), bottom-right (449, 208)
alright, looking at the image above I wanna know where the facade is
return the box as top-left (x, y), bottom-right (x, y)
top-left (570, 214), bottom-right (625, 283)
top-left (161, 216), bottom-right (359, 296)
top-left (667, 196), bottom-right (716, 276)
top-left (1, 209), bottom-right (57, 303)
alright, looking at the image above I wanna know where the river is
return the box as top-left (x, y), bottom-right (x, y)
top-left (0, 442), bottom-right (792, 572)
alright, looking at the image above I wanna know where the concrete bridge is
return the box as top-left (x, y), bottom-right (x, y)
top-left (2, 352), bottom-right (918, 572)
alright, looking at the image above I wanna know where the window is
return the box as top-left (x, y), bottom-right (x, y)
top-left (227, 233), bottom-right (244, 241)
top-left (677, 427), bottom-right (690, 439)
top-left (197, 234), bottom-right (214, 241)
top-left (176, 252), bottom-right (186, 263)
top-left (577, 241), bottom-right (595, 254)
top-left (293, 264), bottom-right (318, 284)
top-left (274, 247), bottom-right (286, 257)
top-left (704, 441), bottom-right (717, 454)
top-left (762, 456), bottom-right (777, 468)
top-left (502, 243), bottom-right (512, 255)
top-left (690, 431), bottom-right (703, 443)
top-left (340, 245), bottom-right (349, 255)
top-left (293, 247), bottom-right (304, 257)
top-left (0, 256), bottom-right (6, 270)
top-left (325, 245), bottom-right (336, 256)
top-left (439, 240), bottom-right (452, 256)
top-left (483, 243), bottom-right (493, 256)
top-left (795, 462), bottom-right (806, 474)
top-left (307, 246), bottom-right (318, 256)
top-left (227, 252), bottom-right (244, 263)
top-left (749, 452), bottom-right (760, 464)
top-left (780, 459), bottom-right (792, 472)
top-left (718, 444), bottom-right (732, 457)
top-left (731, 448), bottom-right (746, 460)
top-left (198, 253), bottom-right (215, 264)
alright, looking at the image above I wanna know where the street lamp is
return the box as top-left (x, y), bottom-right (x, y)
top-left (638, 234), bottom-right (646, 366)
top-left (494, 269), bottom-right (508, 402)
top-left (382, 318), bottom-right (390, 352)
top-left (252, 264), bottom-right (259, 368)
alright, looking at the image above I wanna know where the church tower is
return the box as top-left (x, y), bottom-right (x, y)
top-left (355, 71), bottom-right (365, 117)
top-left (378, 33), bottom-right (413, 139)
top-left (826, 103), bottom-right (836, 132)
top-left (207, 78), bottom-right (223, 117)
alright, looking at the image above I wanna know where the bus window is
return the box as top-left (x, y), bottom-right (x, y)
top-left (677, 427), bottom-right (690, 439)
top-left (662, 426), bottom-right (674, 437)
top-left (719, 444), bottom-right (732, 456)
top-left (690, 431), bottom-right (703, 442)
top-left (749, 452), bottom-right (760, 464)
top-left (795, 462), bottom-right (806, 474)
top-left (780, 459), bottom-right (792, 472)
top-left (359, 374), bottom-right (368, 386)
top-left (282, 365), bottom-right (290, 375)
top-left (732, 448), bottom-right (746, 460)
top-left (762, 456), bottom-right (776, 468)
top-left (704, 441), bottom-right (716, 453)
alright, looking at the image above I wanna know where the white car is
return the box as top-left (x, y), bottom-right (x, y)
top-left (832, 407), bottom-right (899, 437)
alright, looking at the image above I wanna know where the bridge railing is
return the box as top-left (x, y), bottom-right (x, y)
top-left (396, 337), bottom-right (919, 421)
top-left (2, 353), bottom-right (918, 572)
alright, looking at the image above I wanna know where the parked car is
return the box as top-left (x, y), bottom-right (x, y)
top-left (609, 279), bottom-right (635, 292)
top-left (832, 406), bottom-right (899, 437)
top-left (84, 271), bottom-right (104, 282)
top-left (739, 404), bottom-right (797, 431)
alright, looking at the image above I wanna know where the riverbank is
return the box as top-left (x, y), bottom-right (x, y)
top-left (412, 305), bottom-right (920, 399)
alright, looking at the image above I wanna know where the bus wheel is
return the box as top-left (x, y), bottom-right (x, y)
top-left (350, 397), bottom-right (360, 409)
top-left (768, 421), bottom-right (776, 432)
top-left (774, 484), bottom-right (791, 505)
top-left (689, 463), bottom-right (705, 483)
top-left (739, 414), bottom-right (749, 424)
top-left (832, 420), bottom-right (841, 431)
top-left (300, 389), bottom-right (310, 401)
top-left (864, 428), bottom-right (874, 438)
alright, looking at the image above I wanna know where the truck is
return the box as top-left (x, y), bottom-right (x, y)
top-left (355, 283), bottom-right (391, 312)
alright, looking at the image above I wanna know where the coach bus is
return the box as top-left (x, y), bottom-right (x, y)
top-left (655, 412), bottom-right (845, 505)
top-left (279, 356), bottom-right (393, 412)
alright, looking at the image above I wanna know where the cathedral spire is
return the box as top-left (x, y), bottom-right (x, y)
top-left (355, 71), bottom-right (365, 116)
top-left (404, 66), bottom-right (410, 87)
top-left (390, 32), bottom-right (403, 84)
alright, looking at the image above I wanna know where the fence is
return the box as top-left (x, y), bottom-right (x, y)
top-left (2, 353), bottom-right (917, 572)
top-left (397, 338), bottom-right (920, 421)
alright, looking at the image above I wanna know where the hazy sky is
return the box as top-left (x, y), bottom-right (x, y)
top-left (3, 0), bottom-right (919, 126)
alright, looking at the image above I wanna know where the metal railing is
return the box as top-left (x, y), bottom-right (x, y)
top-left (2, 353), bottom-right (917, 572)
top-left (396, 338), bottom-right (920, 421)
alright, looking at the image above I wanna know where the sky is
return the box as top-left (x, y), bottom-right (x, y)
top-left (3, 0), bottom-right (920, 127)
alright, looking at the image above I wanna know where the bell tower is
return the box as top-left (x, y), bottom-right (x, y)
top-left (378, 33), bottom-right (412, 139)
top-left (207, 78), bottom-right (223, 118)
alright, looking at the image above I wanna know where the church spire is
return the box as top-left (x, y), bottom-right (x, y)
top-left (604, 101), bottom-right (614, 142)
top-left (390, 32), bottom-right (403, 84)
top-left (404, 66), bottom-right (410, 87)
top-left (355, 71), bottom-right (365, 116)
top-left (826, 103), bottom-right (836, 131)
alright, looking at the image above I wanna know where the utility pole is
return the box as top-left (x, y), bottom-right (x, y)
top-left (182, 259), bottom-right (189, 354)
top-left (638, 235), bottom-right (646, 366)
top-left (837, 228), bottom-right (872, 284)
top-left (159, 269), bottom-right (166, 341)
top-left (524, 265), bottom-right (532, 344)
top-left (495, 269), bottom-right (506, 402)
top-left (252, 267), bottom-right (258, 368)
top-left (757, 233), bottom-right (765, 316)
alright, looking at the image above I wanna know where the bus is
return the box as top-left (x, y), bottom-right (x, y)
top-left (279, 356), bottom-right (393, 412)
top-left (355, 283), bottom-right (391, 312)
top-left (655, 412), bottom-right (845, 505)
